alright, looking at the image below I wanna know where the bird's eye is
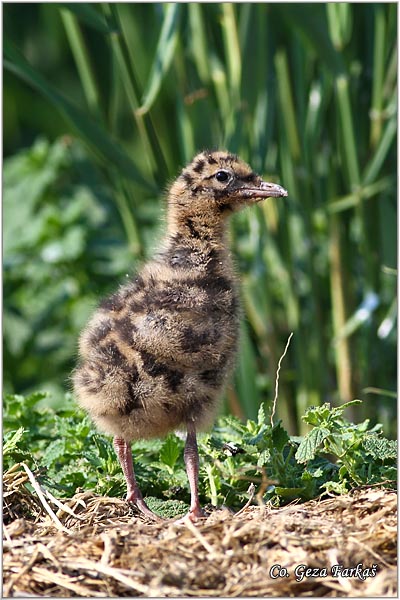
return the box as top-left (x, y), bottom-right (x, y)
top-left (215, 170), bottom-right (230, 183)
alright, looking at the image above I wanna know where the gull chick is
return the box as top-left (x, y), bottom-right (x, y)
top-left (73, 150), bottom-right (287, 521)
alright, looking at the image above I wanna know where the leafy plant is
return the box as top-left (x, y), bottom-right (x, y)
top-left (3, 393), bottom-right (396, 516)
top-left (295, 400), bottom-right (397, 491)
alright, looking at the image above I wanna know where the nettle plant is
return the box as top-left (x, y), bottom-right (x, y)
top-left (3, 393), bottom-right (396, 517)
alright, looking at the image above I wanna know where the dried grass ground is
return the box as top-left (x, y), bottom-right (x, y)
top-left (3, 464), bottom-right (397, 598)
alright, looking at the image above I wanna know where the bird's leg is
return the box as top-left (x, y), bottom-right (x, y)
top-left (184, 421), bottom-right (206, 521)
top-left (113, 436), bottom-right (162, 522)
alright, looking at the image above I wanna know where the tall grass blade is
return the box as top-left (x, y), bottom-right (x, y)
top-left (370, 4), bottom-right (386, 149)
top-left (4, 40), bottom-right (155, 191)
top-left (335, 75), bottom-right (360, 188)
top-left (328, 210), bottom-right (355, 404)
top-left (327, 3), bottom-right (351, 50)
top-left (235, 322), bottom-right (261, 421)
top-left (103, 4), bottom-right (169, 184)
top-left (60, 3), bottom-right (113, 34)
top-left (362, 117), bottom-right (397, 186)
top-left (221, 4), bottom-right (242, 107)
top-left (209, 53), bottom-right (231, 135)
top-left (276, 4), bottom-right (343, 75)
top-left (111, 173), bottom-right (144, 256)
top-left (188, 4), bottom-right (211, 84)
top-left (274, 50), bottom-right (301, 162)
top-left (137, 3), bottom-right (181, 116)
top-left (174, 47), bottom-right (195, 163)
top-left (60, 9), bottom-right (102, 118)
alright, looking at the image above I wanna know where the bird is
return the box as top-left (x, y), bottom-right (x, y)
top-left (73, 150), bottom-right (287, 522)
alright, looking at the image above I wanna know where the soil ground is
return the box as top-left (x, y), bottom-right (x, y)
top-left (3, 465), bottom-right (397, 597)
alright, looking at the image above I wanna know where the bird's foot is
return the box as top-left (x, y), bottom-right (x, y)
top-left (188, 506), bottom-right (206, 521)
top-left (174, 505), bottom-right (206, 524)
top-left (127, 495), bottom-right (164, 523)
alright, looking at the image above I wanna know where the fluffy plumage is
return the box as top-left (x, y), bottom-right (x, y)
top-left (73, 150), bottom-right (287, 521)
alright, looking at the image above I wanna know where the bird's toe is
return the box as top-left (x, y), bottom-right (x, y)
top-left (174, 506), bottom-right (207, 525)
top-left (128, 497), bottom-right (165, 523)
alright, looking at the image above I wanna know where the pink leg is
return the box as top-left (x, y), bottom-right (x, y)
top-left (113, 437), bottom-right (162, 522)
top-left (184, 422), bottom-right (206, 521)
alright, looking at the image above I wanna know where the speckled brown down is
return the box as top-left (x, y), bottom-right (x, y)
top-left (73, 150), bottom-right (287, 521)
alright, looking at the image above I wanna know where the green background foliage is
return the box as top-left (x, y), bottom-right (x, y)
top-left (4, 3), bottom-right (397, 436)
top-left (4, 392), bottom-right (396, 512)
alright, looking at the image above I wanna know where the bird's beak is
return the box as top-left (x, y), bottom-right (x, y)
top-left (236, 180), bottom-right (288, 202)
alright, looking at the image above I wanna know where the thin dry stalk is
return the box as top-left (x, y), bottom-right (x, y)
top-left (270, 331), bottom-right (294, 426)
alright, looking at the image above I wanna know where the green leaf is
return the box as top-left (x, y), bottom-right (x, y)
top-left (3, 427), bottom-right (26, 455)
top-left (301, 401), bottom-right (362, 427)
top-left (3, 427), bottom-right (34, 469)
top-left (257, 402), bottom-right (267, 427)
top-left (41, 439), bottom-right (67, 468)
top-left (363, 435), bottom-right (397, 462)
top-left (295, 427), bottom-right (330, 463)
top-left (146, 497), bottom-right (188, 519)
top-left (159, 434), bottom-right (181, 471)
top-left (322, 479), bottom-right (349, 495)
top-left (301, 404), bottom-right (332, 426)
top-left (271, 422), bottom-right (290, 453)
top-left (257, 448), bottom-right (271, 467)
top-left (273, 486), bottom-right (307, 500)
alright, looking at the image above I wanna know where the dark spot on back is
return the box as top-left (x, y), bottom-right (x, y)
top-left (200, 369), bottom-right (223, 387)
top-left (101, 342), bottom-right (133, 374)
top-left (129, 299), bottom-right (146, 315)
top-left (183, 394), bottom-right (214, 420)
top-left (180, 326), bottom-right (218, 352)
top-left (142, 287), bottom-right (184, 311)
top-left (75, 362), bottom-right (106, 393)
top-left (222, 153), bottom-right (238, 163)
top-left (195, 274), bottom-right (232, 293)
top-left (119, 378), bottom-right (142, 415)
top-left (162, 400), bottom-right (175, 414)
top-left (206, 154), bottom-right (217, 165)
top-left (166, 369), bottom-right (184, 392)
top-left (167, 244), bottom-right (193, 268)
top-left (181, 171), bottom-right (194, 185)
top-left (205, 248), bottom-right (223, 276)
top-left (139, 350), bottom-right (183, 392)
top-left (88, 320), bottom-right (113, 346)
top-left (75, 368), bottom-right (101, 393)
top-left (99, 293), bottom-right (125, 313)
top-left (185, 218), bottom-right (201, 239)
top-left (99, 277), bottom-right (144, 313)
top-left (165, 237), bottom-right (213, 270)
top-left (191, 185), bottom-right (205, 196)
top-left (193, 159), bottom-right (205, 173)
top-left (178, 272), bottom-right (233, 302)
top-left (115, 316), bottom-right (137, 345)
top-left (132, 275), bottom-right (145, 289)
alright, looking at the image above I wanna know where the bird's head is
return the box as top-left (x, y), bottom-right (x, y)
top-left (167, 150), bottom-right (287, 236)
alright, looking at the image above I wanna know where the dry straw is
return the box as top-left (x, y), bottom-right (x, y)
top-left (3, 463), bottom-right (397, 597)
